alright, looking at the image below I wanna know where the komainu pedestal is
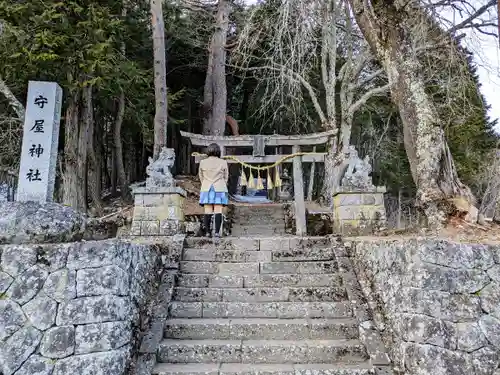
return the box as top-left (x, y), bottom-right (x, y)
top-left (130, 148), bottom-right (186, 236)
top-left (333, 146), bottom-right (387, 235)
top-left (333, 187), bottom-right (387, 235)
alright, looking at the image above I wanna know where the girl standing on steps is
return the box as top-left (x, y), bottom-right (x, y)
top-left (199, 143), bottom-right (229, 238)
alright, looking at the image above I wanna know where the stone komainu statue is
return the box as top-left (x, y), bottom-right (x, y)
top-left (146, 147), bottom-right (175, 188)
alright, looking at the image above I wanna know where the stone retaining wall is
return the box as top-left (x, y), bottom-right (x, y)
top-left (0, 236), bottom-right (183, 375)
top-left (349, 238), bottom-right (500, 375)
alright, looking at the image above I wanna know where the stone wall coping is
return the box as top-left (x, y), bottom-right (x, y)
top-left (132, 186), bottom-right (186, 197)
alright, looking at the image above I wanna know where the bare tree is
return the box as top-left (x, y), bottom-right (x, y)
top-left (232, 0), bottom-right (389, 204)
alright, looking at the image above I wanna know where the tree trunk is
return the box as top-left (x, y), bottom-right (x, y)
top-left (63, 87), bottom-right (87, 212)
top-left (84, 85), bottom-right (103, 215)
top-left (347, 0), bottom-right (474, 227)
top-left (203, 0), bottom-right (230, 135)
top-left (114, 91), bottom-right (128, 199)
top-left (151, 0), bottom-right (168, 159)
top-left (203, 37), bottom-right (214, 135)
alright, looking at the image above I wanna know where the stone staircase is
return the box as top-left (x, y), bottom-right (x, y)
top-left (151, 237), bottom-right (385, 375)
top-left (230, 205), bottom-right (286, 236)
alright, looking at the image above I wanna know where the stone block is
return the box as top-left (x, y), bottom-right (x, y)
top-left (0, 300), bottom-right (26, 341)
top-left (43, 269), bottom-right (76, 302)
top-left (0, 202), bottom-right (86, 245)
top-left (0, 325), bottom-right (43, 375)
top-left (143, 193), bottom-right (163, 207)
top-left (393, 313), bottom-right (455, 349)
top-left (76, 265), bottom-right (129, 297)
top-left (201, 302), bottom-right (280, 319)
top-left (243, 274), bottom-right (342, 288)
top-left (134, 194), bottom-right (144, 206)
top-left (168, 302), bottom-right (203, 318)
top-left (164, 319), bottom-right (230, 340)
top-left (479, 315), bottom-right (500, 349)
top-left (456, 322), bottom-right (488, 352)
top-left (180, 261), bottom-right (218, 274)
top-left (56, 295), bottom-right (130, 325)
top-left (0, 245), bottom-right (37, 277)
top-left (75, 321), bottom-right (131, 354)
top-left (130, 220), bottom-right (141, 236)
top-left (222, 288), bottom-right (289, 302)
top-left (418, 241), bottom-right (494, 271)
top-left (334, 193), bottom-right (363, 206)
top-left (216, 250), bottom-right (272, 263)
top-left (177, 275), bottom-right (210, 288)
top-left (218, 262), bottom-right (259, 275)
top-left (260, 261), bottom-right (337, 274)
top-left (160, 220), bottom-right (185, 236)
top-left (139, 319), bottom-right (164, 353)
top-left (36, 243), bottom-right (70, 272)
top-left (52, 348), bottom-right (129, 375)
top-left (210, 275), bottom-right (244, 288)
top-left (240, 339), bottom-right (367, 363)
top-left (288, 286), bottom-right (347, 302)
top-left (174, 287), bottom-right (222, 302)
top-left (157, 339), bottom-right (242, 363)
top-left (410, 263), bottom-right (490, 294)
top-left (14, 355), bottom-right (54, 375)
top-left (272, 247), bottom-right (335, 262)
top-left (220, 364), bottom-right (294, 375)
top-left (6, 265), bottom-right (48, 305)
top-left (40, 326), bottom-right (75, 359)
top-left (154, 272), bottom-right (177, 318)
top-left (0, 271), bottom-right (13, 294)
top-left (66, 240), bottom-right (131, 270)
top-left (22, 291), bottom-right (57, 331)
top-left (260, 238), bottom-right (290, 251)
top-left (141, 221), bottom-right (160, 236)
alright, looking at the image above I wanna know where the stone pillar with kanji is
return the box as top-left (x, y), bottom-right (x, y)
top-left (17, 81), bottom-right (62, 202)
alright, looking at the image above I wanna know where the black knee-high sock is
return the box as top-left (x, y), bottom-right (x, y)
top-left (203, 214), bottom-right (212, 236)
top-left (214, 213), bottom-right (222, 236)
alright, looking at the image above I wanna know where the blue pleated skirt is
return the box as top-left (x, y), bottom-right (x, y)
top-left (199, 185), bottom-right (229, 205)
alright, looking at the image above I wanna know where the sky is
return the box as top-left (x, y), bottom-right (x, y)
top-left (464, 30), bottom-right (500, 128)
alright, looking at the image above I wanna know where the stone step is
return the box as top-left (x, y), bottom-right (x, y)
top-left (168, 302), bottom-right (353, 319)
top-left (177, 274), bottom-right (343, 288)
top-left (179, 261), bottom-right (338, 275)
top-left (172, 287), bottom-right (347, 302)
top-left (157, 339), bottom-right (368, 364)
top-left (163, 318), bottom-right (359, 340)
top-left (182, 248), bottom-right (336, 263)
top-left (153, 363), bottom-right (373, 375)
top-left (231, 226), bottom-right (286, 236)
top-left (185, 237), bottom-right (260, 250)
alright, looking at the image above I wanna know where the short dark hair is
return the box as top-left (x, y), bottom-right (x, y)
top-left (206, 143), bottom-right (221, 158)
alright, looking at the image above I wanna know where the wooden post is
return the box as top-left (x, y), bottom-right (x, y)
top-left (307, 146), bottom-right (316, 201)
top-left (293, 145), bottom-right (307, 236)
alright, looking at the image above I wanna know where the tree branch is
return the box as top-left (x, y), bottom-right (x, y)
top-left (234, 64), bottom-right (327, 124)
top-left (447, 0), bottom-right (496, 33)
top-left (348, 83), bottom-right (390, 115)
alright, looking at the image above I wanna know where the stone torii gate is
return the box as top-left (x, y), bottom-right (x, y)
top-left (181, 130), bottom-right (335, 235)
